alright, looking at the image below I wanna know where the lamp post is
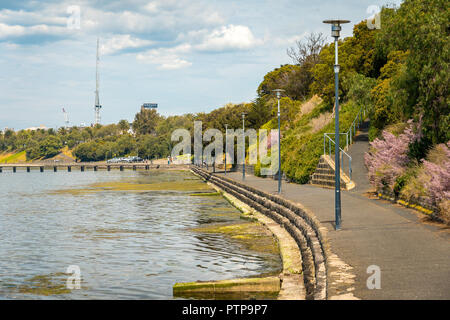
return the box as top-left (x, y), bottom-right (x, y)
top-left (241, 112), bottom-right (247, 180)
top-left (323, 19), bottom-right (350, 230)
top-left (272, 89), bottom-right (284, 194)
top-left (224, 124), bottom-right (228, 175)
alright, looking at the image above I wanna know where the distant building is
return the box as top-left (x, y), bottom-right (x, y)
top-left (141, 103), bottom-right (158, 111)
top-left (25, 125), bottom-right (48, 131)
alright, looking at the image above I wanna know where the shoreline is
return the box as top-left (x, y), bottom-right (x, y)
top-left (176, 169), bottom-right (305, 300)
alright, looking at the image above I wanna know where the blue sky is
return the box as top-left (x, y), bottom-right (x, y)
top-left (0, 0), bottom-right (402, 130)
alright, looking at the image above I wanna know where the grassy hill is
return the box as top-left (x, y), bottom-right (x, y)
top-left (0, 151), bottom-right (27, 164)
top-left (256, 96), bottom-right (361, 184)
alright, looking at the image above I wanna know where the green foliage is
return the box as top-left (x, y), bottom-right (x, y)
top-left (246, 96), bottom-right (272, 129)
top-left (343, 72), bottom-right (376, 107)
top-left (375, 0), bottom-right (450, 144)
top-left (257, 65), bottom-right (301, 98)
top-left (25, 135), bottom-right (62, 160)
top-left (369, 50), bottom-right (410, 139)
top-left (257, 100), bottom-right (360, 183)
top-left (310, 21), bottom-right (380, 104)
top-left (118, 119), bottom-right (130, 133)
top-left (132, 108), bottom-right (162, 135)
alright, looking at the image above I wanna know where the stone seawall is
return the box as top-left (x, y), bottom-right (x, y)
top-left (191, 166), bottom-right (330, 300)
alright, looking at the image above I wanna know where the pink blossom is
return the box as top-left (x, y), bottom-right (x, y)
top-left (422, 143), bottom-right (450, 206)
top-left (364, 121), bottom-right (420, 192)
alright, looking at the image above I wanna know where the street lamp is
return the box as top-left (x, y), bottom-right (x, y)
top-left (241, 112), bottom-right (247, 180)
top-left (323, 19), bottom-right (350, 230)
top-left (224, 124), bottom-right (228, 175)
top-left (272, 89), bottom-right (285, 194)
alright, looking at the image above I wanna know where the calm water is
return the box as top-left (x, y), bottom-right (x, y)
top-left (0, 169), bottom-right (280, 299)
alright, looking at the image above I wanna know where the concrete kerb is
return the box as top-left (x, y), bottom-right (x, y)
top-left (204, 180), bottom-right (306, 300)
top-left (194, 169), bottom-right (319, 299)
top-left (199, 168), bottom-right (329, 297)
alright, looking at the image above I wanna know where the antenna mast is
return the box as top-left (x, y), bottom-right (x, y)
top-left (94, 37), bottom-right (102, 125)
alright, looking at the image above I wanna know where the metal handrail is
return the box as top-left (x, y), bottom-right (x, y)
top-left (323, 133), bottom-right (352, 179)
top-left (322, 105), bottom-right (368, 179)
top-left (324, 105), bottom-right (368, 151)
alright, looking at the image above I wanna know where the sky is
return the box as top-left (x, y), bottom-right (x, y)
top-left (0, 0), bottom-right (402, 130)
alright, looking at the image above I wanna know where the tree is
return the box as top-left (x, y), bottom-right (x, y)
top-left (118, 119), bottom-right (130, 134)
top-left (257, 64), bottom-right (301, 98)
top-left (287, 32), bottom-right (325, 66)
top-left (132, 108), bottom-right (162, 135)
top-left (39, 136), bottom-right (62, 158)
top-left (375, 0), bottom-right (450, 144)
top-left (247, 96), bottom-right (272, 129)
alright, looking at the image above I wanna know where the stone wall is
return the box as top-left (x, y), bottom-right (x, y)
top-left (191, 166), bottom-right (330, 300)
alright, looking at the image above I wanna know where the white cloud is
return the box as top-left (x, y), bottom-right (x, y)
top-left (135, 23), bottom-right (262, 68)
top-left (100, 34), bottom-right (152, 55)
top-left (267, 31), bottom-right (309, 46)
top-left (136, 44), bottom-right (192, 70)
top-left (195, 25), bottom-right (263, 52)
top-left (0, 8), bottom-right (67, 26)
top-left (0, 1), bottom-right (225, 43)
top-left (143, 2), bottom-right (159, 13)
top-left (0, 22), bottom-right (67, 39)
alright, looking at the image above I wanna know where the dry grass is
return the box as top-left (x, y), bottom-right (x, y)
top-left (438, 200), bottom-right (450, 225)
top-left (310, 112), bottom-right (332, 133)
top-left (300, 95), bottom-right (322, 116)
top-left (426, 143), bottom-right (448, 165)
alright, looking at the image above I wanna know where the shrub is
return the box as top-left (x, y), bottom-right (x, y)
top-left (365, 120), bottom-right (420, 192)
top-left (400, 142), bottom-right (450, 224)
top-left (422, 143), bottom-right (450, 206)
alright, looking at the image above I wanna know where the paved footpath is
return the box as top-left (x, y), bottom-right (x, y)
top-left (211, 170), bottom-right (449, 299)
top-left (204, 122), bottom-right (449, 299)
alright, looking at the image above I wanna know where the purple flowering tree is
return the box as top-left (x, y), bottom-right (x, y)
top-left (422, 142), bottom-right (450, 206)
top-left (364, 120), bottom-right (419, 192)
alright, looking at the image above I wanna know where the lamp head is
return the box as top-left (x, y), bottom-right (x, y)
top-left (323, 19), bottom-right (350, 38)
top-left (272, 89), bottom-right (285, 99)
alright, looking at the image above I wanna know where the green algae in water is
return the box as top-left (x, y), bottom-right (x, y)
top-left (190, 222), bottom-right (280, 256)
top-left (16, 272), bottom-right (73, 296)
top-left (49, 178), bottom-right (214, 195)
top-left (189, 192), bottom-right (221, 196)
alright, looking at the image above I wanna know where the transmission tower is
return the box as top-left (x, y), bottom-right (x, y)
top-left (94, 37), bottom-right (102, 125)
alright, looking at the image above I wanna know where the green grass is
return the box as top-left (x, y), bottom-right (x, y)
top-left (257, 99), bottom-right (361, 183)
top-left (0, 150), bottom-right (27, 163)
